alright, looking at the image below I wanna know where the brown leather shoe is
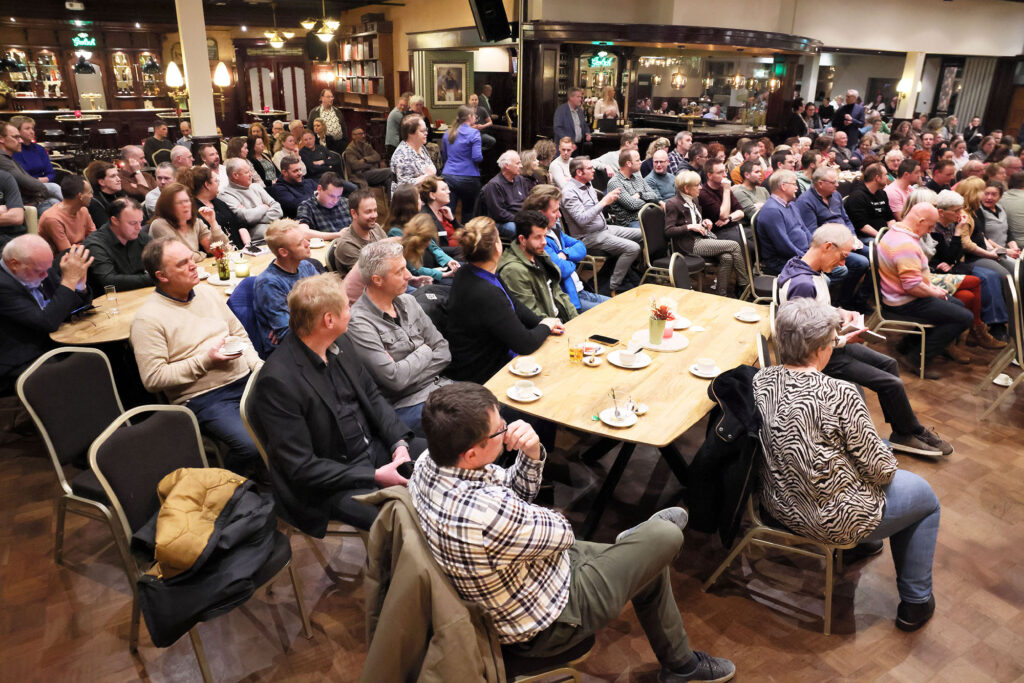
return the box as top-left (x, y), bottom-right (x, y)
top-left (944, 341), bottom-right (971, 364)
top-left (967, 322), bottom-right (1007, 350)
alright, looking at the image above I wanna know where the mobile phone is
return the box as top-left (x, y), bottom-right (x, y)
top-left (397, 461), bottom-right (415, 479)
top-left (588, 334), bottom-right (620, 346)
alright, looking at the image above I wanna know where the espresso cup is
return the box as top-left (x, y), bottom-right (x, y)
top-left (618, 351), bottom-right (636, 367)
top-left (740, 307), bottom-right (757, 318)
top-left (222, 335), bottom-right (243, 355)
top-left (515, 356), bottom-right (538, 373)
top-left (514, 380), bottom-right (535, 398)
top-left (696, 357), bottom-right (716, 373)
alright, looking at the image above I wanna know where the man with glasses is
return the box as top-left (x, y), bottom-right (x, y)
top-left (561, 156), bottom-right (641, 295)
top-left (410, 383), bottom-right (737, 683)
top-left (794, 166), bottom-right (870, 303)
top-left (643, 149), bottom-right (676, 201)
top-left (249, 273), bottom-right (426, 534)
top-left (779, 224), bottom-right (952, 458)
top-left (681, 143), bottom-right (708, 181)
top-left (756, 170), bottom-right (812, 275)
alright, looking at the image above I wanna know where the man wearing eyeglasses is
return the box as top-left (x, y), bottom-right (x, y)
top-left (643, 149), bottom-right (676, 202)
top-left (410, 383), bottom-right (737, 683)
top-left (755, 170), bottom-right (812, 275)
top-left (779, 223), bottom-right (952, 458)
top-left (794, 166), bottom-right (869, 309)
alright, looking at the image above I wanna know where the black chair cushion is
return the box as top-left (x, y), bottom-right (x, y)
top-left (652, 256), bottom-right (671, 269)
top-left (69, 468), bottom-right (109, 503)
top-left (251, 529), bottom-right (293, 590)
top-left (503, 634), bottom-right (595, 678)
top-left (753, 275), bottom-right (776, 296)
top-left (684, 254), bottom-right (706, 272)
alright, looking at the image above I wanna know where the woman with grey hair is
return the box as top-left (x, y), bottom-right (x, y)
top-left (754, 296), bottom-right (941, 632)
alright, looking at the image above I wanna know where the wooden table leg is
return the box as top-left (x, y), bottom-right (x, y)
top-left (580, 441), bottom-right (636, 540)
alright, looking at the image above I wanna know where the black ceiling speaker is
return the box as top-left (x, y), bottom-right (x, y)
top-left (469, 0), bottom-right (512, 42)
top-left (306, 31), bottom-right (328, 62)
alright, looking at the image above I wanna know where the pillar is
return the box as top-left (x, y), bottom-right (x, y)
top-left (895, 51), bottom-right (925, 121)
top-left (174, 0), bottom-right (218, 142)
top-left (800, 54), bottom-right (820, 104)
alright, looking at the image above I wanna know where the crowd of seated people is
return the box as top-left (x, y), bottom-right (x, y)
top-left (3, 86), bottom-right (1024, 680)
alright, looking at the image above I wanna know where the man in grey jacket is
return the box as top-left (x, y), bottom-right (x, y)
top-left (560, 156), bottom-right (641, 294)
top-left (347, 241), bottom-right (451, 433)
top-left (218, 158), bottom-right (283, 241)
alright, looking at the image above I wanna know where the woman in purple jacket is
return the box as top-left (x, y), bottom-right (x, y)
top-left (440, 105), bottom-right (483, 223)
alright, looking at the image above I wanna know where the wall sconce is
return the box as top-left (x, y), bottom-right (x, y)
top-left (702, 76), bottom-right (714, 89)
top-left (896, 77), bottom-right (912, 105)
top-left (652, 75), bottom-right (662, 86)
top-left (213, 61), bottom-right (231, 119)
top-left (671, 72), bottom-right (686, 90)
top-left (165, 61), bottom-right (188, 113)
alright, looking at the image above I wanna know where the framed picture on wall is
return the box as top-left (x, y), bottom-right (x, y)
top-left (433, 63), bottom-right (466, 106)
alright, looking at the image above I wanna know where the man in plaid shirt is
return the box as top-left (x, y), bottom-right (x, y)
top-left (409, 384), bottom-right (735, 682)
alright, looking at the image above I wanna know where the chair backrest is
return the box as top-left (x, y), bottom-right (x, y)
top-left (749, 209), bottom-right (765, 276)
top-left (737, 225), bottom-right (759, 292)
top-left (591, 169), bottom-right (609, 194)
top-left (17, 348), bottom-right (125, 484)
top-left (757, 333), bottom-right (773, 368)
top-left (239, 366), bottom-right (270, 470)
top-left (867, 228), bottom-right (887, 313)
top-left (226, 276), bottom-right (266, 358)
top-left (151, 147), bottom-right (172, 165)
top-left (1003, 273), bottom-right (1023, 363)
top-left (638, 202), bottom-right (668, 267)
top-left (668, 252), bottom-right (692, 289)
top-left (24, 205), bottom-right (39, 235)
top-left (89, 405), bottom-right (208, 540)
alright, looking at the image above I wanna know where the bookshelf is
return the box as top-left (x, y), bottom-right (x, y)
top-left (336, 23), bottom-right (394, 103)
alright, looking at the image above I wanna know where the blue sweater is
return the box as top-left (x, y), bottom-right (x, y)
top-left (794, 188), bottom-right (855, 235)
top-left (441, 124), bottom-right (483, 177)
top-left (253, 260), bottom-right (320, 348)
top-left (544, 224), bottom-right (588, 309)
top-left (757, 196), bottom-right (813, 275)
top-left (777, 257), bottom-right (831, 303)
top-left (268, 178), bottom-right (318, 218)
top-left (13, 143), bottom-right (55, 183)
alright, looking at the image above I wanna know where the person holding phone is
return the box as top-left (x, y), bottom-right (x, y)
top-left (778, 223), bottom-right (953, 458)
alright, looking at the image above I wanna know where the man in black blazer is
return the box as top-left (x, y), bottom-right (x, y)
top-left (0, 235), bottom-right (92, 394)
top-left (249, 273), bottom-right (424, 534)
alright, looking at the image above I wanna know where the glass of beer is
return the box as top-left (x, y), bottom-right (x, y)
top-left (568, 336), bottom-right (584, 363)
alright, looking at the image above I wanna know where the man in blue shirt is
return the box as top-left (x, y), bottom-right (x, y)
top-left (10, 116), bottom-right (55, 183)
top-left (253, 219), bottom-right (319, 353)
top-left (755, 170), bottom-right (812, 275)
top-left (793, 166), bottom-right (869, 308)
top-left (268, 155), bottom-right (318, 218)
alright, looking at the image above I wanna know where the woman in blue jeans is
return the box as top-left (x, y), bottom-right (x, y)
top-left (440, 105), bottom-right (483, 223)
top-left (753, 298), bottom-right (940, 631)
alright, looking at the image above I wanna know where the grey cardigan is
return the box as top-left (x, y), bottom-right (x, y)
top-left (346, 292), bottom-right (452, 408)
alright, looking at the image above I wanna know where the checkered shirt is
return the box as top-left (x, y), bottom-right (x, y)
top-left (408, 448), bottom-right (573, 643)
top-left (295, 195), bottom-right (352, 233)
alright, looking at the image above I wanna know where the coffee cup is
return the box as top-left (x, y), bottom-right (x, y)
top-left (696, 357), bottom-right (716, 374)
top-left (618, 351), bottom-right (637, 367)
top-left (514, 380), bottom-right (536, 398)
top-left (740, 307), bottom-right (757, 318)
top-left (222, 335), bottom-right (243, 355)
top-left (515, 356), bottom-right (539, 374)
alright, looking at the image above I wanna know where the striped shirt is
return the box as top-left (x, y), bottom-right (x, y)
top-left (408, 448), bottom-right (573, 644)
top-left (877, 225), bottom-right (929, 307)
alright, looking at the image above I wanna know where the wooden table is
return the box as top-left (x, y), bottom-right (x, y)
top-left (50, 245), bottom-right (330, 345)
top-left (483, 284), bottom-right (769, 537)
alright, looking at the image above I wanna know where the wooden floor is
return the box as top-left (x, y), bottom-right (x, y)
top-left (1, 337), bottom-right (1022, 682)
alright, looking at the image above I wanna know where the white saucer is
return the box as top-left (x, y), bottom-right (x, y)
top-left (309, 238), bottom-right (326, 248)
top-left (599, 407), bottom-right (638, 428)
top-left (629, 401), bottom-right (649, 416)
top-left (224, 287), bottom-right (234, 296)
top-left (507, 386), bottom-right (543, 403)
top-left (510, 364), bottom-right (542, 377)
top-left (734, 311), bottom-right (761, 323)
top-left (672, 316), bottom-right (692, 330)
top-left (689, 364), bottom-right (721, 379)
top-left (631, 329), bottom-right (689, 352)
top-left (222, 343), bottom-right (245, 355)
top-left (581, 342), bottom-right (606, 355)
top-left (207, 275), bottom-right (238, 286)
top-left (198, 270), bottom-right (210, 280)
top-left (607, 350), bottom-right (652, 369)
top-left (583, 356), bottom-right (602, 367)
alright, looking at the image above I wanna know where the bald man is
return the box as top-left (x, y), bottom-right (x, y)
top-left (170, 145), bottom-right (194, 171)
top-left (118, 145), bottom-right (157, 201)
top-left (0, 235), bottom-right (92, 393)
top-left (875, 203), bottom-right (973, 378)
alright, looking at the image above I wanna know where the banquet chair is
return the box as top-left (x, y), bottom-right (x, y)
top-left (16, 347), bottom-right (126, 565)
top-left (89, 404), bottom-right (311, 682)
top-left (976, 273), bottom-right (1023, 419)
top-left (638, 202), bottom-right (672, 284)
top-left (738, 211), bottom-right (777, 304)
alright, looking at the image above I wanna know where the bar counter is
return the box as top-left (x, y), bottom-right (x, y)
top-left (0, 107), bottom-right (176, 148)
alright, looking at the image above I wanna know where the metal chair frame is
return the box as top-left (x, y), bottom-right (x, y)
top-left (975, 270), bottom-right (1024, 419)
top-left (89, 405), bottom-right (312, 682)
top-left (638, 202), bottom-right (672, 285)
top-left (738, 220), bottom-right (776, 304)
top-left (16, 347), bottom-right (126, 565)
top-left (866, 229), bottom-right (932, 379)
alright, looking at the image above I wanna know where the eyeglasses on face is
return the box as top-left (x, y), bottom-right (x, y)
top-left (487, 421), bottom-right (509, 440)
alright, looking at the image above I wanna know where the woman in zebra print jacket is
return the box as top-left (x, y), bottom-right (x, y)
top-left (754, 297), bottom-right (941, 631)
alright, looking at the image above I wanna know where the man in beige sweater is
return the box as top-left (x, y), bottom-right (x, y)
top-left (130, 238), bottom-right (263, 476)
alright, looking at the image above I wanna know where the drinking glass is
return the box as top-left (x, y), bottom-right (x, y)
top-left (567, 336), bottom-right (584, 363)
top-left (104, 285), bottom-right (119, 315)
